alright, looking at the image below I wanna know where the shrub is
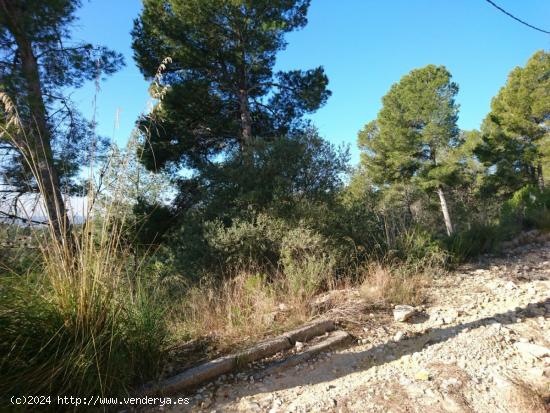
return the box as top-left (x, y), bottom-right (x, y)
top-left (500, 185), bottom-right (550, 234)
top-left (0, 135), bottom-right (169, 399)
top-left (166, 220), bottom-right (339, 349)
top-left (444, 222), bottom-right (501, 262)
top-left (170, 269), bottom-right (309, 350)
top-left (393, 227), bottom-right (448, 273)
top-left (280, 226), bottom-right (335, 298)
top-left (161, 214), bottom-right (216, 280)
top-left (204, 214), bottom-right (288, 271)
top-left (0, 253), bottom-right (168, 398)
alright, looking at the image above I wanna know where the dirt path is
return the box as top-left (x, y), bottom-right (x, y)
top-left (161, 242), bottom-right (550, 413)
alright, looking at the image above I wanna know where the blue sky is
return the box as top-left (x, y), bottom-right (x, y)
top-left (71, 0), bottom-right (550, 164)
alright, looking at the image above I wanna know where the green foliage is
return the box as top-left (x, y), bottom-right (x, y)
top-left (444, 223), bottom-right (501, 263)
top-left (179, 130), bottom-right (349, 221)
top-left (477, 50), bottom-right (550, 194)
top-left (122, 279), bottom-right (168, 381)
top-left (500, 185), bottom-right (550, 234)
top-left (204, 214), bottom-right (288, 271)
top-left (155, 131), bottom-right (349, 279)
top-left (131, 197), bottom-right (175, 246)
top-left (359, 64), bottom-right (460, 188)
top-left (280, 226), bottom-right (334, 297)
top-left (159, 214), bottom-right (214, 280)
top-left (393, 227), bottom-right (448, 273)
top-left (444, 186), bottom-right (550, 262)
top-left (165, 208), bottom-right (344, 298)
top-left (0, 272), bottom-right (168, 398)
top-left (325, 179), bottom-right (387, 265)
top-left (0, 0), bottom-right (124, 192)
top-left (357, 64), bottom-right (466, 237)
top-left (132, 0), bottom-right (330, 171)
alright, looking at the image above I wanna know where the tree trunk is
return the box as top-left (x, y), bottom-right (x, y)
top-left (238, 88), bottom-right (253, 147)
top-left (2, 0), bottom-right (71, 246)
top-left (436, 186), bottom-right (453, 236)
top-left (383, 210), bottom-right (392, 250)
top-left (403, 185), bottom-right (415, 226)
top-left (537, 161), bottom-right (545, 191)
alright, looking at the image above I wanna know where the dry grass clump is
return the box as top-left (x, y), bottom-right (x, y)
top-left (0, 216), bottom-right (169, 398)
top-left (0, 96), bottom-right (168, 398)
top-left (170, 258), bottom-right (433, 352)
top-left (359, 263), bottom-right (428, 306)
top-left (168, 269), bottom-right (313, 351)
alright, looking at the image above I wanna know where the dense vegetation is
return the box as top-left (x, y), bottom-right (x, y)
top-left (0, 0), bottom-right (549, 403)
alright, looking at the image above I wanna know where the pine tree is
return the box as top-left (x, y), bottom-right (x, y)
top-left (0, 0), bottom-right (123, 243)
top-left (131, 0), bottom-right (331, 171)
top-left (359, 65), bottom-right (461, 235)
top-left (477, 50), bottom-right (550, 194)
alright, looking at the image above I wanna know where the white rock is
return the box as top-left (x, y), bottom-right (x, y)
top-left (504, 281), bottom-right (518, 290)
top-left (442, 316), bottom-right (456, 324)
top-left (441, 377), bottom-right (460, 389)
top-left (527, 367), bottom-right (545, 377)
top-left (239, 399), bottom-right (261, 412)
top-left (515, 342), bottom-right (550, 358)
top-left (394, 331), bottom-right (405, 341)
top-left (393, 305), bottom-right (415, 322)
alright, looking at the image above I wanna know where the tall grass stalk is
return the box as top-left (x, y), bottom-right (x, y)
top-left (0, 93), bottom-right (168, 399)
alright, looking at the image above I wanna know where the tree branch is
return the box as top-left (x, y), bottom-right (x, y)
top-left (247, 81), bottom-right (298, 94)
top-left (0, 209), bottom-right (47, 225)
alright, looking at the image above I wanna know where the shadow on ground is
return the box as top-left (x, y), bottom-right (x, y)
top-left (212, 297), bottom-right (549, 407)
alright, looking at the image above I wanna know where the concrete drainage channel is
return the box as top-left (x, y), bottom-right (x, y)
top-left (141, 319), bottom-right (352, 396)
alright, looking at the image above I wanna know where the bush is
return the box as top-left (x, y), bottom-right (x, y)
top-left (0, 269), bottom-right (167, 399)
top-left (165, 225), bottom-right (340, 349)
top-left (0, 214), bottom-right (169, 400)
top-left (393, 227), bottom-right (448, 273)
top-left (280, 226), bottom-right (335, 298)
top-left (152, 131), bottom-right (351, 280)
top-left (160, 213), bottom-right (215, 280)
top-left (444, 222), bottom-right (501, 262)
top-left (500, 185), bottom-right (550, 234)
top-left (441, 186), bottom-right (550, 263)
top-left (360, 263), bottom-right (427, 306)
top-left (173, 271), bottom-right (275, 344)
top-left (204, 214), bottom-right (288, 271)
top-left (205, 214), bottom-right (339, 298)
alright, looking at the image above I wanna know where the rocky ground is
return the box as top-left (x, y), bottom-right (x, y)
top-left (158, 241), bottom-right (550, 413)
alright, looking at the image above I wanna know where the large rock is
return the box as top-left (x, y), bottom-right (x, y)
top-left (393, 305), bottom-right (415, 322)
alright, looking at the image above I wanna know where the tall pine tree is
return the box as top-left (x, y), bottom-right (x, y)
top-left (359, 65), bottom-right (460, 236)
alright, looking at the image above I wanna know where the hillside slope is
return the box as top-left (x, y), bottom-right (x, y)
top-left (164, 241), bottom-right (550, 413)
